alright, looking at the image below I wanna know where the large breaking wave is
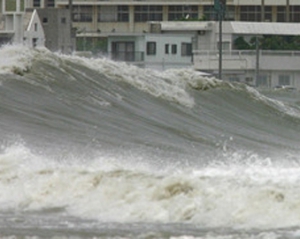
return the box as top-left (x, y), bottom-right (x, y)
top-left (1, 45), bottom-right (300, 232)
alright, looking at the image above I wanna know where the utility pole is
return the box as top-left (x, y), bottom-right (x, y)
top-left (214, 0), bottom-right (226, 80)
top-left (255, 36), bottom-right (260, 86)
top-left (69, 0), bottom-right (73, 23)
top-left (261, 0), bottom-right (265, 22)
top-left (69, 0), bottom-right (73, 37)
top-left (286, 0), bottom-right (290, 22)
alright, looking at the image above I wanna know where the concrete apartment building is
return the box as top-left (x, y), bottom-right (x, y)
top-left (29, 1), bottom-right (300, 28)
top-left (23, 1), bottom-right (299, 52)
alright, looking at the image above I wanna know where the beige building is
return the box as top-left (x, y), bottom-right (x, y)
top-left (19, 0), bottom-right (300, 52)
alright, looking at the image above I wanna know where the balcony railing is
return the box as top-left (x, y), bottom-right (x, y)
top-left (56, 0), bottom-right (228, 4)
top-left (193, 50), bottom-right (300, 57)
top-left (193, 50), bottom-right (300, 71)
top-left (109, 51), bottom-right (144, 62)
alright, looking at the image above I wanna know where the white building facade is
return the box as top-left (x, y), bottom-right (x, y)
top-left (23, 9), bottom-right (45, 47)
top-left (192, 21), bottom-right (300, 89)
top-left (107, 32), bottom-right (194, 71)
top-left (0, 0), bottom-right (45, 47)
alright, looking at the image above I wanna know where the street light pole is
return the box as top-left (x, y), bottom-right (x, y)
top-left (69, 0), bottom-right (73, 23)
top-left (218, 10), bottom-right (223, 80)
top-left (215, 0), bottom-right (225, 80)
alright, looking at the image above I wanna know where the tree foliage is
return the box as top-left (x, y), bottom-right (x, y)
top-left (234, 35), bottom-right (300, 50)
top-left (76, 38), bottom-right (108, 53)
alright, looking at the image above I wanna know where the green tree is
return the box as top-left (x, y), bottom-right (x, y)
top-left (234, 35), bottom-right (300, 51)
top-left (234, 37), bottom-right (253, 49)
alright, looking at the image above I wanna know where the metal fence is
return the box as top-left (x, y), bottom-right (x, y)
top-left (193, 50), bottom-right (300, 57)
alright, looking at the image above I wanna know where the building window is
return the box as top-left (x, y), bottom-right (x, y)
top-left (203, 5), bottom-right (216, 20)
top-left (181, 43), bottom-right (192, 56)
top-left (290, 6), bottom-right (300, 22)
top-left (171, 44), bottom-right (177, 54)
top-left (168, 5), bottom-right (198, 21)
top-left (239, 6), bottom-right (272, 22)
top-left (73, 6), bottom-right (93, 22)
top-left (111, 42), bottom-right (135, 62)
top-left (47, 0), bottom-right (55, 7)
top-left (225, 6), bottom-right (235, 20)
top-left (277, 6), bottom-right (300, 22)
top-left (240, 6), bottom-right (261, 21)
top-left (264, 6), bottom-right (272, 22)
top-left (279, 75), bottom-right (290, 86)
top-left (61, 17), bottom-right (66, 24)
top-left (165, 44), bottom-right (169, 54)
top-left (118, 6), bottom-right (129, 22)
top-left (277, 6), bottom-right (286, 22)
top-left (97, 6), bottom-right (129, 22)
top-left (146, 42), bottom-right (156, 55)
top-left (43, 17), bottom-right (48, 23)
top-left (134, 6), bottom-right (162, 22)
top-left (32, 38), bottom-right (38, 47)
top-left (257, 75), bottom-right (269, 87)
top-left (34, 23), bottom-right (38, 31)
top-left (33, 0), bottom-right (40, 7)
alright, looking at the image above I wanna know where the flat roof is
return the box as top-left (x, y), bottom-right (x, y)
top-left (158, 21), bottom-right (300, 36)
top-left (160, 21), bottom-right (212, 31)
top-left (229, 21), bottom-right (300, 36)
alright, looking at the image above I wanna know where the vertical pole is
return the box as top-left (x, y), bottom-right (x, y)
top-left (218, 13), bottom-right (222, 80)
top-left (3, 0), bottom-right (6, 13)
top-left (69, 0), bottom-right (74, 53)
top-left (69, 0), bottom-right (73, 24)
top-left (218, 1), bottom-right (223, 80)
top-left (261, 0), bottom-right (265, 22)
top-left (286, 0), bottom-right (290, 22)
top-left (255, 36), bottom-right (260, 86)
top-left (215, 0), bottom-right (225, 80)
top-left (16, 0), bottom-right (20, 12)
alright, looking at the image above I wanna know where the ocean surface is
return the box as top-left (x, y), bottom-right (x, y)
top-left (1, 45), bottom-right (300, 239)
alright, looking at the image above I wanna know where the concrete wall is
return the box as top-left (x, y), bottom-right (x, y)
top-left (37, 8), bottom-right (75, 53)
top-left (144, 34), bottom-right (194, 71)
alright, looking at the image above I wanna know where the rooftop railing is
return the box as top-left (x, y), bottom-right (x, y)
top-left (56, 0), bottom-right (232, 4)
top-left (193, 49), bottom-right (300, 71)
top-left (193, 50), bottom-right (300, 57)
top-left (108, 51), bottom-right (144, 62)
